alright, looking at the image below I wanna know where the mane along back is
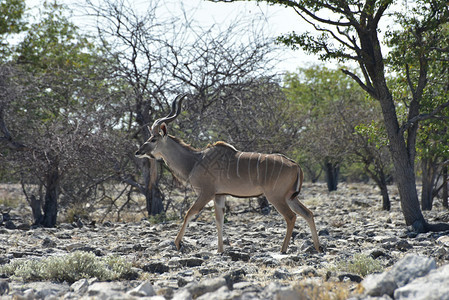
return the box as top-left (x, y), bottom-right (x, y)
top-left (209, 141), bottom-right (238, 152)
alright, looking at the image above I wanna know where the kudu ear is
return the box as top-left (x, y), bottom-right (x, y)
top-left (160, 123), bottom-right (168, 137)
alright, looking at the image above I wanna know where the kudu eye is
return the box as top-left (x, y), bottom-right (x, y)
top-left (150, 138), bottom-right (157, 143)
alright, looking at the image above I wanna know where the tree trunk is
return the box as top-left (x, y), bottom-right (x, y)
top-left (443, 166), bottom-right (448, 209)
top-left (42, 164), bottom-right (59, 227)
top-left (146, 184), bottom-right (164, 215)
top-left (421, 157), bottom-right (437, 211)
top-left (30, 195), bottom-right (44, 225)
top-left (380, 184), bottom-right (390, 211)
top-left (324, 161), bottom-right (339, 192)
top-left (443, 165), bottom-right (449, 208)
top-left (376, 84), bottom-right (428, 230)
top-left (143, 158), bottom-right (163, 216)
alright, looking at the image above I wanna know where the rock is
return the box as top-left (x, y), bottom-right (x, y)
top-left (3, 183), bottom-right (449, 300)
top-left (338, 273), bottom-right (363, 283)
top-left (352, 198), bottom-right (371, 207)
top-left (4, 220), bottom-right (16, 230)
top-left (16, 223), bottom-right (30, 231)
top-left (127, 281), bottom-right (155, 297)
top-left (394, 263), bottom-right (449, 300)
top-left (224, 268), bottom-right (246, 286)
top-left (197, 286), bottom-right (235, 300)
top-left (318, 228), bottom-right (330, 236)
top-left (395, 240), bottom-right (413, 252)
top-left (1, 212), bottom-right (10, 222)
top-left (87, 282), bottom-right (125, 297)
top-left (20, 282), bottom-right (70, 299)
top-left (172, 289), bottom-right (192, 300)
top-left (273, 268), bottom-right (291, 279)
top-left (362, 254), bottom-right (436, 297)
top-left (186, 277), bottom-right (227, 298)
top-left (373, 235), bottom-right (397, 243)
top-left (143, 262), bottom-right (170, 274)
top-left (436, 235), bottom-right (449, 247)
top-left (65, 243), bottom-right (85, 252)
top-left (362, 272), bottom-right (398, 297)
top-left (295, 266), bottom-right (318, 277)
top-left (178, 257), bottom-right (204, 267)
top-left (70, 278), bottom-right (89, 295)
top-left (389, 254), bottom-right (435, 287)
top-left (42, 237), bottom-right (57, 248)
top-left (226, 249), bottom-right (250, 262)
top-left (0, 280), bottom-right (9, 295)
top-left (369, 248), bottom-right (389, 259)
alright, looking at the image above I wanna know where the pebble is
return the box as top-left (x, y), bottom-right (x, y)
top-left (1, 183), bottom-right (449, 299)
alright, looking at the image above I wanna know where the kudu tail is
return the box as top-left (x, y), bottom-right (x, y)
top-left (289, 166), bottom-right (304, 200)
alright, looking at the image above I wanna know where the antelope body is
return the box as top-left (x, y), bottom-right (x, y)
top-left (135, 94), bottom-right (321, 253)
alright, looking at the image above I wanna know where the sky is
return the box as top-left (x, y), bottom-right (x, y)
top-left (25, 0), bottom-right (323, 73)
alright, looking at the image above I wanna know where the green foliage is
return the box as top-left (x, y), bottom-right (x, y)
top-left (0, 0), bottom-right (26, 60)
top-left (147, 212), bottom-right (177, 224)
top-left (354, 121), bottom-right (389, 149)
top-left (0, 0), bottom-right (26, 35)
top-left (283, 65), bottom-right (372, 180)
top-left (15, 1), bottom-right (95, 70)
top-left (386, 0), bottom-right (449, 169)
top-left (331, 254), bottom-right (383, 277)
top-left (0, 251), bottom-right (133, 283)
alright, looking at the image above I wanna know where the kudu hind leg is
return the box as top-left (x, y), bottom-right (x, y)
top-left (214, 195), bottom-right (226, 253)
top-left (287, 197), bottom-right (321, 252)
top-left (174, 193), bottom-right (214, 250)
top-left (268, 198), bottom-right (297, 253)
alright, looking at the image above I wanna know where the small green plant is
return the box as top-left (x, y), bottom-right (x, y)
top-left (331, 253), bottom-right (383, 277)
top-left (0, 251), bottom-right (133, 283)
top-left (65, 205), bottom-right (90, 223)
top-left (147, 212), bottom-right (178, 224)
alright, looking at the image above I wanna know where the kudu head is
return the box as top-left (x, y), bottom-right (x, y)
top-left (135, 94), bottom-right (187, 160)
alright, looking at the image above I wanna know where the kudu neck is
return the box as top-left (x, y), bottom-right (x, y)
top-left (160, 136), bottom-right (201, 182)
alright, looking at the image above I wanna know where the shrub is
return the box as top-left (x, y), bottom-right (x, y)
top-left (331, 253), bottom-right (383, 277)
top-left (0, 251), bottom-right (133, 283)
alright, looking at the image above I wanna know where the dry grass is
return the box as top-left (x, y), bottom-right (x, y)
top-left (0, 184), bottom-right (25, 208)
top-left (292, 281), bottom-right (353, 300)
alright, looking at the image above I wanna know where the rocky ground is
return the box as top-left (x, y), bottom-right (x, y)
top-left (1, 183), bottom-right (449, 299)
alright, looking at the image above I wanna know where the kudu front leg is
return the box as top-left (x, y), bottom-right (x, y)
top-left (174, 193), bottom-right (214, 250)
top-left (214, 195), bottom-right (226, 253)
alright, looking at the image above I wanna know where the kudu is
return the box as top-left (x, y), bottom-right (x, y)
top-left (135, 94), bottom-right (321, 253)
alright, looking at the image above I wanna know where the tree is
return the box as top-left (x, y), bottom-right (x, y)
top-left (86, 0), bottom-right (279, 216)
top-left (387, 14), bottom-right (449, 211)
top-left (181, 78), bottom-right (302, 154)
top-left (1, 2), bottom-right (126, 226)
top-left (0, 0), bottom-right (26, 60)
top-left (283, 65), bottom-right (393, 208)
top-left (283, 66), bottom-right (361, 191)
top-left (221, 0), bottom-right (449, 232)
top-left (353, 118), bottom-right (393, 210)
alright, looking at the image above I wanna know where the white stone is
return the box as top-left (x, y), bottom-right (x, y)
top-left (394, 264), bottom-right (449, 300)
top-left (127, 281), bottom-right (155, 297)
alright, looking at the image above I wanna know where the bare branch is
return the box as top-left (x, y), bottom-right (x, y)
top-left (341, 68), bottom-right (376, 97)
top-left (400, 101), bottom-right (449, 134)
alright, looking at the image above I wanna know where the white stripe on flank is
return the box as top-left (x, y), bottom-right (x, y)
top-left (248, 153), bottom-right (253, 185)
top-left (273, 155), bottom-right (284, 190)
top-left (226, 155), bottom-right (231, 180)
top-left (268, 155), bottom-right (276, 182)
top-left (256, 153), bottom-right (261, 180)
top-left (264, 154), bottom-right (269, 185)
top-left (236, 152), bottom-right (244, 178)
